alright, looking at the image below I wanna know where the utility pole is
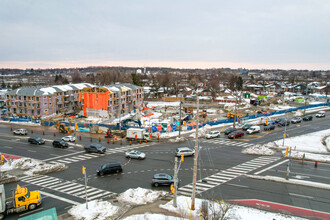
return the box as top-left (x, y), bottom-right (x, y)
top-left (282, 110), bottom-right (287, 147)
top-left (233, 92), bottom-right (238, 128)
top-left (173, 156), bottom-right (183, 207)
top-left (303, 82), bottom-right (309, 116)
top-left (82, 166), bottom-right (88, 209)
top-left (191, 97), bottom-right (199, 210)
top-left (179, 99), bottom-right (182, 138)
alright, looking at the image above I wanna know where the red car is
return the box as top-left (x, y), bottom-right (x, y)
top-left (228, 130), bottom-right (244, 139)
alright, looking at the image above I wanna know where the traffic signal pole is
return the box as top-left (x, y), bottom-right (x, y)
top-left (191, 97), bottom-right (199, 210)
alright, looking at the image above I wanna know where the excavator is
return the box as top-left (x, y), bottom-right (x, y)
top-left (59, 123), bottom-right (74, 134)
top-left (227, 112), bottom-right (241, 119)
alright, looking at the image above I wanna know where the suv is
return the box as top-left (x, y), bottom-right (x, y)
top-left (84, 144), bottom-right (106, 154)
top-left (205, 131), bottom-right (220, 139)
top-left (224, 127), bottom-right (237, 135)
top-left (246, 126), bottom-right (260, 134)
top-left (291, 117), bottom-right (302, 124)
top-left (264, 124), bottom-right (275, 131)
top-left (176, 147), bottom-right (195, 157)
top-left (228, 130), bottom-right (244, 139)
top-left (316, 111), bottom-right (326, 118)
top-left (52, 140), bottom-right (69, 148)
top-left (303, 115), bottom-right (313, 121)
top-left (96, 162), bottom-right (122, 176)
top-left (13, 129), bottom-right (28, 135)
top-left (151, 173), bottom-right (174, 187)
top-left (28, 137), bottom-right (45, 145)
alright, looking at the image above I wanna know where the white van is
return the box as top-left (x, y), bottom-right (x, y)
top-left (315, 111), bottom-right (326, 118)
top-left (246, 126), bottom-right (260, 134)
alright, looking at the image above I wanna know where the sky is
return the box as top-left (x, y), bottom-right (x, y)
top-left (0, 0), bottom-right (330, 70)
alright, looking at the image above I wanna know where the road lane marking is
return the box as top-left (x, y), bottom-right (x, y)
top-left (226, 183), bottom-right (249, 188)
top-left (254, 159), bottom-right (288, 175)
top-left (39, 191), bottom-right (80, 205)
top-left (43, 151), bottom-right (82, 161)
top-left (289, 193), bottom-right (314, 199)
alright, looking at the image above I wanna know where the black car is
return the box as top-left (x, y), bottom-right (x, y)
top-left (242, 124), bottom-right (253, 131)
top-left (84, 144), bottom-right (106, 154)
top-left (224, 127), bottom-right (237, 135)
top-left (28, 137), bottom-right (45, 145)
top-left (264, 124), bottom-right (275, 131)
top-left (151, 173), bottom-right (175, 187)
top-left (277, 119), bottom-right (290, 127)
top-left (275, 118), bottom-right (285, 123)
top-left (96, 162), bottom-right (122, 176)
top-left (52, 140), bottom-right (69, 148)
top-left (303, 115), bottom-right (313, 121)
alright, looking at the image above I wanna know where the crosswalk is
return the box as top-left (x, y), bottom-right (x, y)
top-left (178, 156), bottom-right (280, 196)
top-left (48, 142), bottom-right (156, 165)
top-left (20, 175), bottom-right (115, 201)
top-left (200, 139), bottom-right (255, 148)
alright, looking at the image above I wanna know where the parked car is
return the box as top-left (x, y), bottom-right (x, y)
top-left (13, 129), bottom-right (28, 135)
top-left (303, 115), bottom-right (313, 121)
top-left (242, 123), bottom-right (253, 131)
top-left (205, 131), bottom-right (220, 139)
top-left (176, 147), bottom-right (195, 157)
top-left (315, 111), bottom-right (326, 118)
top-left (228, 130), bottom-right (244, 139)
top-left (52, 140), bottom-right (69, 148)
top-left (246, 126), bottom-right (260, 134)
top-left (291, 117), bottom-right (302, 124)
top-left (275, 118), bottom-right (285, 123)
top-left (28, 137), bottom-right (45, 145)
top-left (224, 127), bottom-right (237, 135)
top-left (62, 135), bottom-right (76, 142)
top-left (264, 124), bottom-right (275, 131)
top-left (96, 162), bottom-right (122, 176)
top-left (125, 150), bottom-right (146, 159)
top-left (277, 119), bottom-right (290, 127)
top-left (84, 144), bottom-right (106, 154)
top-left (151, 173), bottom-right (175, 187)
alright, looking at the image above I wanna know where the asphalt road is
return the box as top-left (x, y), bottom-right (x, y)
top-left (0, 114), bottom-right (329, 219)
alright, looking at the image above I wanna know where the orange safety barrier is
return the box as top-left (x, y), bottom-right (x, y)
top-left (90, 137), bottom-right (92, 142)
top-left (82, 91), bottom-right (110, 116)
top-left (99, 137), bottom-right (101, 142)
top-left (107, 139), bottom-right (109, 144)
top-left (120, 140), bottom-right (122, 145)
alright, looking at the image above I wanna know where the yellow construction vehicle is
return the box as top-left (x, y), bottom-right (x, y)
top-left (227, 112), bottom-right (241, 119)
top-left (59, 123), bottom-right (74, 134)
top-left (0, 184), bottom-right (42, 218)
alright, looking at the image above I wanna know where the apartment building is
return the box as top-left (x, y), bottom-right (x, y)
top-left (79, 83), bottom-right (144, 117)
top-left (5, 83), bottom-right (93, 119)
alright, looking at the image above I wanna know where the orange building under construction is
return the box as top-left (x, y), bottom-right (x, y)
top-left (79, 83), bottom-right (144, 117)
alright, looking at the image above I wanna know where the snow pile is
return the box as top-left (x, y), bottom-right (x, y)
top-left (117, 187), bottom-right (168, 205)
top-left (294, 110), bottom-right (303, 116)
top-left (68, 200), bottom-right (119, 220)
top-left (146, 101), bottom-right (180, 107)
top-left (325, 136), bottom-right (330, 152)
top-left (242, 145), bottom-right (275, 156)
top-left (168, 137), bottom-right (188, 143)
top-left (123, 213), bottom-right (183, 220)
top-left (189, 124), bottom-right (211, 138)
top-left (274, 129), bottom-right (330, 153)
top-left (1, 158), bottom-right (66, 176)
top-left (159, 196), bottom-right (305, 220)
top-left (282, 151), bottom-right (330, 163)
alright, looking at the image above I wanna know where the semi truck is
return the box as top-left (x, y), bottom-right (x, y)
top-left (126, 128), bottom-right (150, 141)
top-left (0, 184), bottom-right (42, 219)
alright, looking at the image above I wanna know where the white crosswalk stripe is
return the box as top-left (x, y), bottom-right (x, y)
top-left (178, 156), bottom-right (281, 196)
top-left (46, 142), bottom-right (156, 164)
top-left (200, 139), bottom-right (254, 148)
top-left (20, 175), bottom-right (116, 201)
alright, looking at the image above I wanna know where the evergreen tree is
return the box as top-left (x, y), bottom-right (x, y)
top-left (131, 73), bottom-right (142, 86)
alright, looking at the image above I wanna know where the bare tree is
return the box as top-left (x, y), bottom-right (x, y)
top-left (71, 70), bottom-right (82, 83)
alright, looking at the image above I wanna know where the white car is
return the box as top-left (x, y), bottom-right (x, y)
top-left (125, 150), bottom-right (146, 159)
top-left (176, 147), bottom-right (195, 157)
top-left (315, 111), bottom-right (326, 118)
top-left (13, 129), bottom-right (28, 135)
top-left (61, 135), bottom-right (76, 142)
top-left (205, 131), bottom-right (220, 139)
top-left (246, 126), bottom-right (261, 134)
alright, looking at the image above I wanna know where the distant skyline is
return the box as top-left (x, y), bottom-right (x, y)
top-left (1, 0), bottom-right (330, 70)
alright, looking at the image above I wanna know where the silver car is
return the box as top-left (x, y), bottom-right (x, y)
top-left (205, 131), bottom-right (220, 139)
top-left (125, 150), bottom-right (146, 159)
top-left (62, 135), bottom-right (76, 142)
top-left (176, 147), bottom-right (195, 157)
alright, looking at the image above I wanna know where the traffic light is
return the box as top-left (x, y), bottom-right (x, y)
top-left (82, 166), bottom-right (86, 175)
top-left (285, 147), bottom-right (289, 156)
top-left (170, 184), bottom-right (175, 194)
top-left (265, 120), bottom-right (268, 125)
top-left (0, 154), bottom-right (4, 165)
top-left (181, 154), bottom-right (184, 162)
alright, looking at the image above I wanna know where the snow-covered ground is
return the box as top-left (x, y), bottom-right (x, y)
top-left (146, 101), bottom-right (180, 107)
top-left (242, 144), bottom-right (275, 156)
top-left (68, 200), bottom-right (120, 220)
top-left (274, 129), bottom-right (330, 153)
top-left (117, 187), bottom-right (168, 205)
top-left (0, 120), bottom-right (41, 126)
top-left (68, 189), bottom-right (307, 220)
top-left (159, 196), bottom-right (306, 220)
top-left (1, 157), bottom-right (66, 176)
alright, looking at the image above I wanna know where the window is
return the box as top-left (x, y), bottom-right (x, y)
top-left (36, 97), bottom-right (39, 101)
top-left (44, 109), bottom-right (48, 113)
